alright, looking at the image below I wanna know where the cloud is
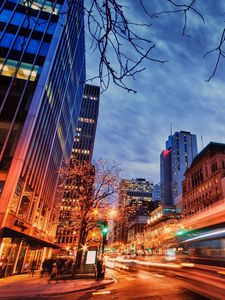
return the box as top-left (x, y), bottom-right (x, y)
top-left (88, 1), bottom-right (225, 183)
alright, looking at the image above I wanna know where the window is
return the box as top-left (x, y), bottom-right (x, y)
top-left (18, 196), bottom-right (30, 218)
top-left (0, 181), bottom-right (5, 195)
top-left (0, 32), bottom-right (15, 48)
top-left (0, 58), bottom-right (39, 81)
top-left (211, 161), bottom-right (218, 173)
top-left (0, 9), bottom-right (12, 23)
top-left (222, 161), bottom-right (225, 169)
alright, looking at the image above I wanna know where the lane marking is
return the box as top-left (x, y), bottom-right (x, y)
top-left (138, 274), bottom-right (150, 279)
top-left (92, 290), bottom-right (111, 295)
top-left (154, 274), bottom-right (165, 278)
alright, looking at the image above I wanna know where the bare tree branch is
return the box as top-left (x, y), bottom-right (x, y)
top-left (204, 29), bottom-right (225, 82)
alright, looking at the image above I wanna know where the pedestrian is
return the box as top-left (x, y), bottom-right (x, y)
top-left (49, 263), bottom-right (58, 281)
top-left (30, 260), bottom-right (37, 277)
top-left (95, 258), bottom-right (104, 280)
top-left (57, 258), bottom-right (64, 275)
top-left (40, 259), bottom-right (48, 277)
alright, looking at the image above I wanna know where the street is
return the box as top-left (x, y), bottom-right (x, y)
top-left (50, 268), bottom-right (208, 300)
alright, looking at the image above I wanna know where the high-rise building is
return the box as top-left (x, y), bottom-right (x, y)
top-left (0, 0), bottom-right (85, 276)
top-left (160, 131), bottom-right (198, 206)
top-left (72, 84), bottom-right (100, 161)
top-left (56, 84), bottom-right (100, 252)
top-left (160, 149), bottom-right (172, 205)
top-left (114, 178), bottom-right (156, 244)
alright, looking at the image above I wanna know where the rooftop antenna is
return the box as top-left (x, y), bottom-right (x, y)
top-left (201, 134), bottom-right (204, 150)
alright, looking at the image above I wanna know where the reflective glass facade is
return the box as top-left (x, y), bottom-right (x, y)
top-left (0, 0), bottom-right (85, 276)
top-left (160, 131), bottom-right (198, 206)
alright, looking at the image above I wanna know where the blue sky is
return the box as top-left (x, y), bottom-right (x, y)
top-left (86, 1), bottom-right (225, 183)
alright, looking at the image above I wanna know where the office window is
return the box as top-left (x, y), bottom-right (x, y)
top-left (0, 9), bottom-right (12, 23)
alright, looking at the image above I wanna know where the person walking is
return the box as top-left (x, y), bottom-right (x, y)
top-left (95, 258), bottom-right (104, 280)
top-left (48, 263), bottom-right (58, 282)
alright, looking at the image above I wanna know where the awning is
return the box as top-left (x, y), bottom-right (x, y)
top-left (0, 227), bottom-right (60, 249)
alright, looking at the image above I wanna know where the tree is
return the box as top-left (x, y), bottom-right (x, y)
top-left (58, 158), bottom-right (120, 270)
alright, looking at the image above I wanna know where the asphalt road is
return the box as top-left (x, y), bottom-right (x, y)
top-left (50, 268), bottom-right (209, 300)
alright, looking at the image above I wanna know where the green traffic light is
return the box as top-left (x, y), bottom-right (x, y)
top-left (102, 227), bottom-right (108, 234)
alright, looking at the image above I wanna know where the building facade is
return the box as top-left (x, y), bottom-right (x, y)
top-left (153, 183), bottom-right (161, 202)
top-left (56, 84), bottom-right (100, 254)
top-left (160, 149), bottom-right (172, 205)
top-left (72, 84), bottom-right (100, 161)
top-left (182, 142), bottom-right (225, 227)
top-left (144, 205), bottom-right (181, 254)
top-left (114, 178), bottom-right (155, 244)
top-left (160, 131), bottom-right (198, 206)
top-left (179, 142), bottom-right (225, 258)
top-left (0, 0), bottom-right (85, 276)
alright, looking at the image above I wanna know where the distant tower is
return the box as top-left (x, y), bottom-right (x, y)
top-left (160, 131), bottom-right (198, 205)
top-left (160, 149), bottom-right (172, 205)
top-left (73, 84), bottom-right (100, 161)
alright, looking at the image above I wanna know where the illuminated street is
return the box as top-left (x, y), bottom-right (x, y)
top-left (1, 1), bottom-right (225, 300)
top-left (50, 268), bottom-right (208, 300)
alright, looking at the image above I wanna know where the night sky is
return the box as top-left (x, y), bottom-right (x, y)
top-left (86, 0), bottom-right (225, 183)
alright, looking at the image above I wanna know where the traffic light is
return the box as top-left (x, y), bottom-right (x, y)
top-left (102, 224), bottom-right (109, 236)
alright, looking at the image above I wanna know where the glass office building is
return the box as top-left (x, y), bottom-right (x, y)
top-left (160, 131), bottom-right (198, 206)
top-left (0, 0), bottom-right (85, 276)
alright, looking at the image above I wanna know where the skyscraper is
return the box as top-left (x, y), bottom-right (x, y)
top-left (72, 84), bottom-right (100, 161)
top-left (56, 84), bottom-right (100, 252)
top-left (0, 0), bottom-right (85, 276)
top-left (160, 131), bottom-right (198, 206)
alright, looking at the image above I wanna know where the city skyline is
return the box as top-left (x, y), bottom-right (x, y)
top-left (87, 1), bottom-right (225, 183)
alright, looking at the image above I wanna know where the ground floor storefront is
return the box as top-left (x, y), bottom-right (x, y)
top-left (0, 228), bottom-right (55, 277)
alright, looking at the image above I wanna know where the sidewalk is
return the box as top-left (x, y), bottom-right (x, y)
top-left (0, 271), bottom-right (114, 299)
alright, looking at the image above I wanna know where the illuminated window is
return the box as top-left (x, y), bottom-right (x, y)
top-left (0, 58), bottom-right (39, 81)
top-left (79, 117), bottom-right (95, 124)
top-left (21, 0), bottom-right (60, 14)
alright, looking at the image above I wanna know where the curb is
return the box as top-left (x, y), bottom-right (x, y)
top-left (0, 278), bottom-right (115, 299)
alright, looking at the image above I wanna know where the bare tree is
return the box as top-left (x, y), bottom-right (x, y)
top-left (17, 1), bottom-right (225, 92)
top-left (58, 158), bottom-right (120, 270)
top-left (140, 0), bottom-right (225, 82)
